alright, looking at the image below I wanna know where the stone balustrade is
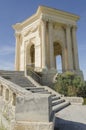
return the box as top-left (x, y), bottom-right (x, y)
top-left (63, 97), bottom-right (84, 105)
top-left (0, 76), bottom-right (29, 122)
top-left (0, 76), bottom-right (53, 130)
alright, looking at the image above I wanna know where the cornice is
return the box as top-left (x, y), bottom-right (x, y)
top-left (13, 6), bottom-right (80, 32)
top-left (39, 6), bottom-right (80, 21)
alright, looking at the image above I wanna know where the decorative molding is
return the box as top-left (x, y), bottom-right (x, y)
top-left (23, 24), bottom-right (39, 37)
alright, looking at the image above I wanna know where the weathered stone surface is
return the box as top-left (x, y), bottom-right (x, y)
top-left (15, 93), bottom-right (52, 122)
top-left (41, 69), bottom-right (57, 86)
top-left (11, 121), bottom-right (53, 130)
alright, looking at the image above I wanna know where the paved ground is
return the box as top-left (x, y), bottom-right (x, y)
top-left (54, 104), bottom-right (86, 130)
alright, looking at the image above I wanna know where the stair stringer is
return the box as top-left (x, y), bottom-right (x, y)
top-left (26, 75), bottom-right (70, 121)
top-left (26, 75), bottom-right (61, 97)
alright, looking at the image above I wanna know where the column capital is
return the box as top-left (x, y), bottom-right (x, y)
top-left (40, 18), bottom-right (46, 28)
top-left (72, 25), bottom-right (77, 31)
top-left (48, 21), bottom-right (53, 26)
top-left (40, 14), bottom-right (54, 23)
top-left (40, 14), bottom-right (47, 23)
top-left (15, 33), bottom-right (21, 38)
top-left (63, 24), bottom-right (72, 31)
top-left (66, 24), bottom-right (72, 29)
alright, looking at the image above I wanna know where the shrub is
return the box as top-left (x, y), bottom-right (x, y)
top-left (54, 72), bottom-right (86, 97)
top-left (83, 98), bottom-right (86, 105)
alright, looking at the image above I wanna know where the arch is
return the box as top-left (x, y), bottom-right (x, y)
top-left (53, 42), bottom-right (62, 56)
top-left (53, 42), bottom-right (63, 72)
top-left (30, 44), bottom-right (35, 67)
top-left (26, 42), bottom-right (35, 68)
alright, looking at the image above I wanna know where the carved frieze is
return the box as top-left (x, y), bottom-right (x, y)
top-left (24, 24), bottom-right (39, 37)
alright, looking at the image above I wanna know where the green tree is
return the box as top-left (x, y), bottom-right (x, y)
top-left (54, 72), bottom-right (86, 97)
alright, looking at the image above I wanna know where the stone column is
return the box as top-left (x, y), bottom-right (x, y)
top-left (48, 22), bottom-right (55, 69)
top-left (72, 25), bottom-right (80, 70)
top-left (41, 19), bottom-right (47, 69)
top-left (15, 33), bottom-right (21, 71)
top-left (62, 50), bottom-right (65, 72)
top-left (65, 25), bottom-right (73, 71)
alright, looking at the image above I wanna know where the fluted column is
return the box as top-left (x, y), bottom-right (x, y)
top-left (41, 19), bottom-right (47, 69)
top-left (62, 50), bottom-right (66, 72)
top-left (65, 25), bottom-right (73, 71)
top-left (72, 25), bottom-right (80, 70)
top-left (15, 33), bottom-right (21, 71)
top-left (48, 22), bottom-right (55, 69)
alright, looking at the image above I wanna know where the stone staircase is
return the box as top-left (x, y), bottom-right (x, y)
top-left (0, 70), bottom-right (70, 120)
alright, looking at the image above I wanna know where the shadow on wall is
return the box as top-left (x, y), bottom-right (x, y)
top-left (54, 117), bottom-right (86, 130)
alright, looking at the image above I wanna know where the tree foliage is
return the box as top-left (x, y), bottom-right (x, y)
top-left (54, 72), bottom-right (86, 97)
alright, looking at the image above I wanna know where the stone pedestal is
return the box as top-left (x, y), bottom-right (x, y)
top-left (10, 93), bottom-right (54, 130)
top-left (41, 69), bottom-right (57, 87)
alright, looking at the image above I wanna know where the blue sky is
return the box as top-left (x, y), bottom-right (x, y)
top-left (0, 0), bottom-right (86, 79)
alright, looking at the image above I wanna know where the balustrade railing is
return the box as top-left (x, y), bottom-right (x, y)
top-left (0, 78), bottom-right (17, 107)
top-left (26, 64), bottom-right (42, 84)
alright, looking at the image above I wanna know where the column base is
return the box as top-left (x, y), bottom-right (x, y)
top-left (11, 121), bottom-right (54, 130)
top-left (41, 69), bottom-right (57, 86)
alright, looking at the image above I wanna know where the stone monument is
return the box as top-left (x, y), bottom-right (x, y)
top-left (13, 6), bottom-right (83, 85)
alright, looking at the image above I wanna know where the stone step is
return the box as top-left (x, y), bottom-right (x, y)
top-left (51, 96), bottom-right (60, 101)
top-left (31, 89), bottom-right (48, 93)
top-left (10, 80), bottom-right (34, 85)
top-left (33, 91), bottom-right (51, 94)
top-left (14, 81), bottom-right (33, 85)
top-left (0, 70), bottom-right (24, 73)
top-left (16, 84), bottom-right (34, 88)
top-left (52, 101), bottom-right (70, 113)
top-left (0, 71), bottom-right (36, 89)
top-left (51, 94), bottom-right (56, 97)
top-left (26, 87), bottom-right (44, 90)
top-left (1, 73), bottom-right (24, 77)
top-left (15, 81), bottom-right (34, 85)
top-left (52, 99), bottom-right (65, 106)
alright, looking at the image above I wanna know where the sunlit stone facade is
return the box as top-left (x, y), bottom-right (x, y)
top-left (13, 6), bottom-right (83, 78)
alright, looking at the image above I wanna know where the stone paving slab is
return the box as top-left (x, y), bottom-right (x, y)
top-left (54, 105), bottom-right (86, 130)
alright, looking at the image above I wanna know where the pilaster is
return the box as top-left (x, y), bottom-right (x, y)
top-left (72, 25), bottom-right (80, 70)
top-left (48, 22), bottom-right (55, 69)
top-left (41, 19), bottom-right (47, 70)
top-left (15, 33), bottom-right (21, 71)
top-left (65, 24), bottom-right (73, 71)
top-left (61, 50), bottom-right (65, 72)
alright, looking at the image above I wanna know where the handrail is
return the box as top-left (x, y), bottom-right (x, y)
top-left (27, 63), bottom-right (35, 68)
top-left (26, 65), bottom-right (42, 84)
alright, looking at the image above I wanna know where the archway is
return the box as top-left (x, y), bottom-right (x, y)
top-left (30, 44), bottom-right (35, 67)
top-left (26, 43), bottom-right (35, 68)
top-left (53, 42), bottom-right (62, 73)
